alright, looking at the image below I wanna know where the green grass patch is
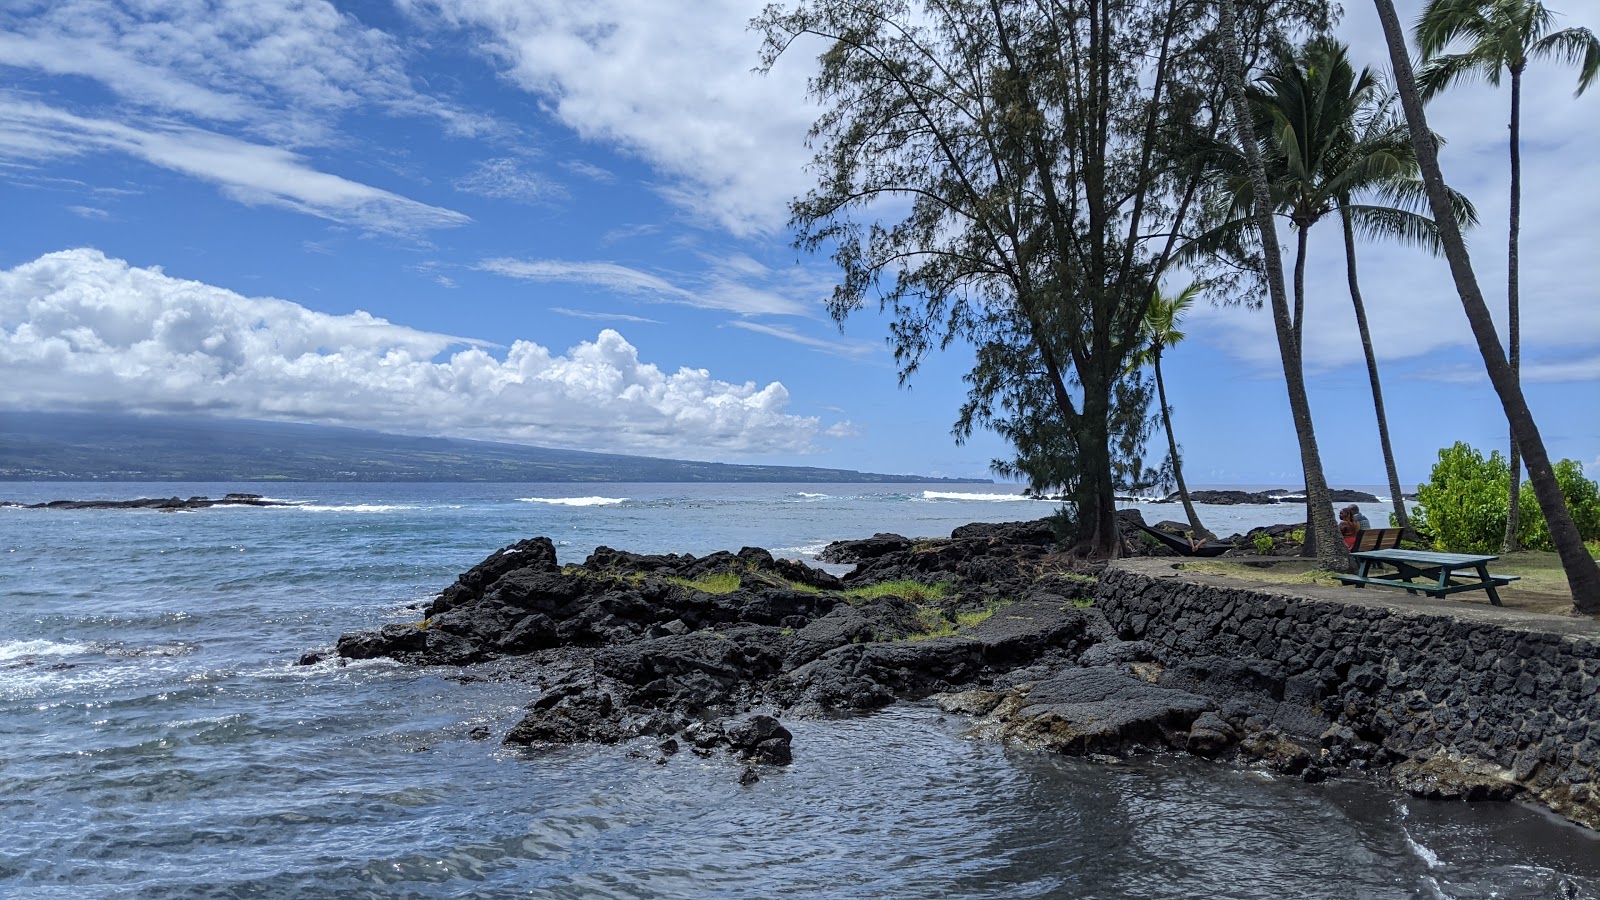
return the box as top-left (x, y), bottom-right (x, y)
top-left (1177, 560), bottom-right (1345, 587)
top-left (665, 572), bottom-right (742, 595)
top-left (902, 601), bottom-right (1009, 641)
top-left (843, 579), bottom-right (951, 604)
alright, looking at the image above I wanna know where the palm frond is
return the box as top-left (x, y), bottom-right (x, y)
top-left (1531, 26), bottom-right (1600, 95)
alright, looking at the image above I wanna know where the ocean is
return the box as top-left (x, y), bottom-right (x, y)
top-left (2, 482), bottom-right (1595, 898)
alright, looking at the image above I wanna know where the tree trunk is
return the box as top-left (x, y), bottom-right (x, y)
top-left (1155, 350), bottom-right (1212, 540)
top-left (1292, 223), bottom-right (1318, 558)
top-left (1218, 0), bottom-right (1350, 573)
top-left (1340, 208), bottom-right (1410, 531)
top-left (1371, 0), bottom-right (1600, 611)
top-left (1503, 66), bottom-right (1523, 552)
top-left (1292, 221), bottom-right (1309, 352)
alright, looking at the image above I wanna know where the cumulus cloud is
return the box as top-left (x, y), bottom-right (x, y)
top-left (402, 0), bottom-right (820, 236)
top-left (0, 249), bottom-right (827, 458)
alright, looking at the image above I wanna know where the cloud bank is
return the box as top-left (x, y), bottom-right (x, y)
top-left (0, 249), bottom-right (824, 458)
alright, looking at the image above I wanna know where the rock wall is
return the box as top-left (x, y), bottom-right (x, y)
top-left (1096, 559), bottom-right (1600, 828)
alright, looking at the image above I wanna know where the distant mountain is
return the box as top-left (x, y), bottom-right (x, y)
top-left (0, 412), bottom-right (988, 483)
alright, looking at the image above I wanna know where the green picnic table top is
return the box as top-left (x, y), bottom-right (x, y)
top-left (1350, 549), bottom-right (1497, 566)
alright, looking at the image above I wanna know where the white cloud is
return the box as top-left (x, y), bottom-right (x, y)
top-left (0, 96), bottom-right (469, 234)
top-left (0, 0), bottom-right (498, 144)
top-left (729, 320), bottom-right (878, 359)
top-left (0, 249), bottom-right (828, 458)
top-left (455, 157), bottom-right (562, 204)
top-left (562, 159), bottom-right (616, 183)
top-left (551, 307), bottom-right (660, 324)
top-left (403, 0), bottom-right (820, 236)
top-left (67, 205), bottom-right (110, 219)
top-left (479, 256), bottom-right (812, 316)
top-left (825, 420), bottom-right (862, 438)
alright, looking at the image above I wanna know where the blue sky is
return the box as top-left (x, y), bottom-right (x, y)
top-left (0, 0), bottom-right (1595, 485)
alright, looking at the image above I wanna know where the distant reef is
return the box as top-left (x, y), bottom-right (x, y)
top-left (0, 412), bottom-right (987, 484)
top-left (2, 493), bottom-right (289, 511)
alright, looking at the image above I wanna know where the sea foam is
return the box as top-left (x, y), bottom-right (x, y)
top-left (921, 490), bottom-right (1044, 502)
top-left (517, 496), bottom-right (627, 507)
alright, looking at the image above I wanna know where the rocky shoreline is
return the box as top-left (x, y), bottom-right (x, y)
top-left (311, 514), bottom-right (1598, 828)
top-left (1, 493), bottom-right (289, 510)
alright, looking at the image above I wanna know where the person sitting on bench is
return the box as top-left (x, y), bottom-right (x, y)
top-left (1339, 505), bottom-right (1371, 548)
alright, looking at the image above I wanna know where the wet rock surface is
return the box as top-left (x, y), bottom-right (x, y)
top-left (316, 519), bottom-right (1600, 828)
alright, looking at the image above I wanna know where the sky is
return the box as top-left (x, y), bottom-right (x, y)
top-left (0, 0), bottom-right (1595, 485)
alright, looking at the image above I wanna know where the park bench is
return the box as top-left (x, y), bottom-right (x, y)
top-left (1336, 548), bottom-right (1519, 606)
top-left (1348, 527), bottom-right (1405, 551)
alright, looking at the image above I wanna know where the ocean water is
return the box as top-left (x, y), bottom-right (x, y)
top-left (1, 482), bottom-right (1595, 899)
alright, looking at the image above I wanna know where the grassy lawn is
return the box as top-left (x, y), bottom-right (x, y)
top-left (1179, 544), bottom-right (1600, 618)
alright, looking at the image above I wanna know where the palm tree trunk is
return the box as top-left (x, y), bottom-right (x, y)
top-left (1293, 224), bottom-right (1309, 351)
top-left (1503, 66), bottom-right (1523, 552)
top-left (1370, 0), bottom-right (1600, 612)
top-left (1154, 351), bottom-right (1212, 540)
top-left (1339, 208), bottom-right (1410, 531)
top-left (1218, 0), bottom-right (1349, 573)
top-left (1292, 224), bottom-right (1318, 557)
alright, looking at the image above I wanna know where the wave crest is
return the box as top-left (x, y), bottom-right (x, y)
top-left (516, 496), bottom-right (627, 507)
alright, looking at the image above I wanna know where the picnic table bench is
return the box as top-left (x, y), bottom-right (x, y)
top-left (1336, 549), bottom-right (1519, 606)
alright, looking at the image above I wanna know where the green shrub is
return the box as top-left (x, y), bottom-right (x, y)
top-left (1412, 442), bottom-right (1600, 552)
top-left (1252, 532), bottom-right (1274, 555)
top-left (1515, 458), bottom-right (1600, 551)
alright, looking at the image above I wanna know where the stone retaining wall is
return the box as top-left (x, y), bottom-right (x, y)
top-left (1096, 559), bottom-right (1600, 828)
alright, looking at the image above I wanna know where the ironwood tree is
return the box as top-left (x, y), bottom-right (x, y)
top-left (757, 0), bottom-right (1328, 556)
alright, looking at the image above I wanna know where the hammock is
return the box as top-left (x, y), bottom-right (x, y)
top-left (1131, 520), bottom-right (1234, 558)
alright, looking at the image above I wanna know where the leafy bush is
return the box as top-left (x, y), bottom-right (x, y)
top-left (1516, 458), bottom-right (1600, 551)
top-left (1411, 442), bottom-right (1600, 552)
top-left (1252, 532), bottom-right (1274, 555)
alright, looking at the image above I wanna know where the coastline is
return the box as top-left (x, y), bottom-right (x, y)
top-left (317, 513), bottom-right (1600, 832)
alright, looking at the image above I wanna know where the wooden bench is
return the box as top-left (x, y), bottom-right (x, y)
top-left (1348, 527), bottom-right (1405, 551)
top-left (1336, 549), bottom-right (1520, 606)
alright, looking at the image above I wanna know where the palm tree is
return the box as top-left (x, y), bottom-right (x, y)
top-left (1416, 0), bottom-right (1600, 552)
top-left (1329, 86), bottom-right (1478, 532)
top-left (1131, 283), bottom-right (1213, 541)
top-left (1215, 0), bottom-right (1350, 573)
top-left (1190, 38), bottom-right (1475, 538)
top-left (1369, 0), bottom-right (1600, 611)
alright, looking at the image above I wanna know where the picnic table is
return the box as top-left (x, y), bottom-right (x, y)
top-left (1336, 549), bottom-right (1519, 606)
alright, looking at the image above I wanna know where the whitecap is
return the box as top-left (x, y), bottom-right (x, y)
top-left (287, 504), bottom-right (419, 513)
top-left (921, 490), bottom-right (1047, 502)
top-left (0, 638), bottom-right (95, 663)
top-left (794, 492), bottom-right (831, 500)
top-left (771, 541), bottom-right (832, 558)
top-left (516, 496), bottom-right (627, 507)
top-left (1405, 832), bottom-right (1441, 869)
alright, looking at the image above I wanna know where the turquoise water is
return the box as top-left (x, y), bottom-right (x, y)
top-left (1, 482), bottom-right (1594, 898)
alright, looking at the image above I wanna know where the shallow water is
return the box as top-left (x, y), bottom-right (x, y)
top-left (2, 482), bottom-right (1595, 898)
